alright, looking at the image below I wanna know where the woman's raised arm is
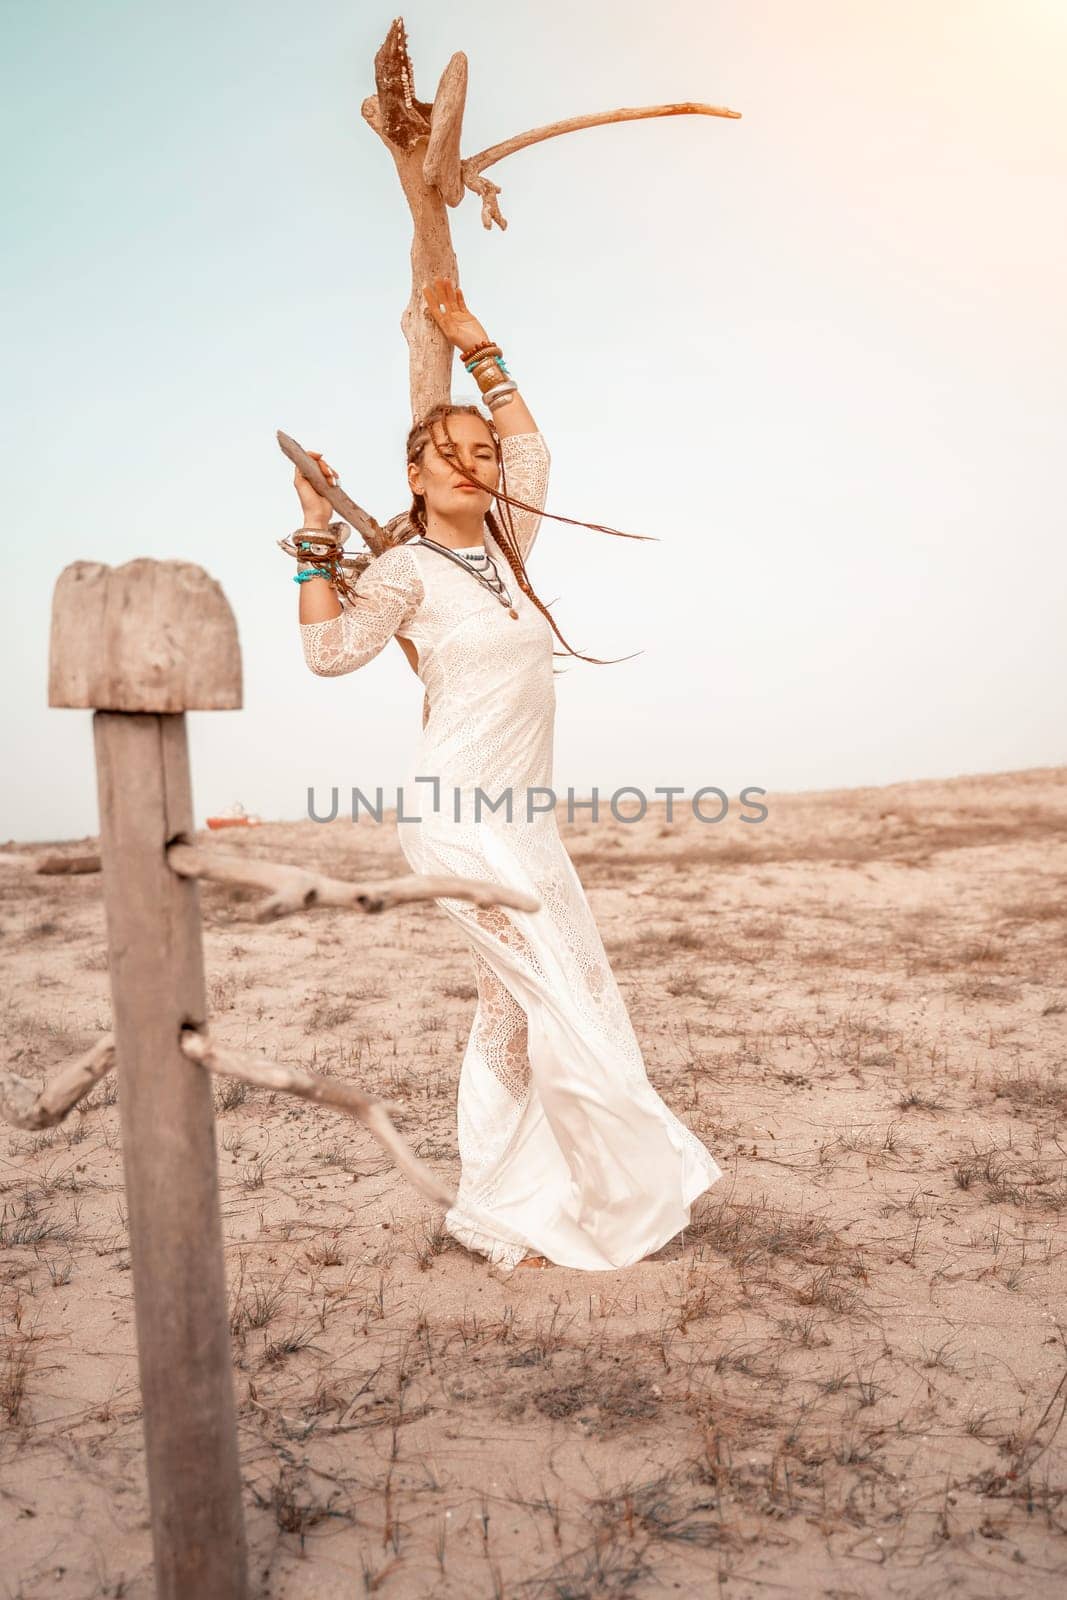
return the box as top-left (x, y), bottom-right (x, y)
top-left (421, 277), bottom-right (551, 559)
top-left (496, 430), bottom-right (551, 561)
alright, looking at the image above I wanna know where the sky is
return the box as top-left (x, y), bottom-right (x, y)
top-left (2, 0), bottom-right (1065, 843)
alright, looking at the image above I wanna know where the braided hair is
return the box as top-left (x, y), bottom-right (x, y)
top-left (390, 403), bottom-right (652, 668)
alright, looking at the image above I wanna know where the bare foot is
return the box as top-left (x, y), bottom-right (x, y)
top-left (517, 1253), bottom-right (551, 1268)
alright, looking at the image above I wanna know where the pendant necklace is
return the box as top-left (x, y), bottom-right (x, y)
top-left (414, 534), bottom-right (520, 619)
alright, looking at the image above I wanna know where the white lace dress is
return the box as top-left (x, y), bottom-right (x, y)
top-left (301, 431), bottom-right (722, 1271)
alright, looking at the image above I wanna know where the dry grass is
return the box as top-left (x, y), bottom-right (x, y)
top-left (2, 767), bottom-right (1066, 1596)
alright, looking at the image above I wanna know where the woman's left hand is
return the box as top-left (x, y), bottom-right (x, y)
top-left (422, 276), bottom-right (490, 354)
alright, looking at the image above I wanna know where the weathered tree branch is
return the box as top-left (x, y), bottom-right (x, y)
top-left (179, 1028), bottom-right (454, 1207)
top-left (275, 431), bottom-right (391, 558)
top-left (0, 1034), bottom-right (116, 1130)
top-left (282, 17), bottom-right (741, 518)
top-left (0, 849), bottom-right (101, 874)
top-left (166, 841), bottom-right (540, 922)
top-left (461, 101), bottom-right (742, 231)
top-left (423, 52), bottom-right (467, 207)
top-left (359, 18), bottom-right (740, 420)
top-left (0, 838), bottom-right (544, 924)
top-left (0, 1021), bottom-right (453, 1206)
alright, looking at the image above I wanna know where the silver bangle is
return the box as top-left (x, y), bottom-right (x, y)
top-left (482, 379), bottom-right (518, 407)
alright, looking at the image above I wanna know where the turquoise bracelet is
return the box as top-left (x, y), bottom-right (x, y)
top-left (294, 567), bottom-right (332, 584)
top-left (465, 353), bottom-right (510, 376)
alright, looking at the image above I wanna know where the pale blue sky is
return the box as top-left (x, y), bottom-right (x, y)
top-left (2, 0), bottom-right (1065, 842)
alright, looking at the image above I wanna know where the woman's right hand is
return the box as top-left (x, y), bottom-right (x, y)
top-left (294, 449), bottom-right (339, 527)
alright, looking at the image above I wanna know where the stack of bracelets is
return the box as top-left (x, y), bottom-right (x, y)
top-left (287, 523), bottom-right (353, 593)
top-left (286, 337), bottom-right (517, 590)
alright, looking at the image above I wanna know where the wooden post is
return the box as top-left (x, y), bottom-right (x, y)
top-left (50, 559), bottom-right (247, 1599)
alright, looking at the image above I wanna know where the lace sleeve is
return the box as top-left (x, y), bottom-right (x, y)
top-left (300, 544), bottom-right (424, 677)
top-left (498, 430), bottom-right (551, 561)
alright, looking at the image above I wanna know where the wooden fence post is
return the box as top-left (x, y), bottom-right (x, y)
top-left (50, 559), bottom-right (248, 1599)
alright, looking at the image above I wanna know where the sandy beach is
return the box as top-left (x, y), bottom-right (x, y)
top-left (2, 764), bottom-right (1065, 1597)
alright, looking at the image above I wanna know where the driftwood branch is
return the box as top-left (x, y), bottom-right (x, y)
top-left (279, 18), bottom-right (741, 519)
top-left (363, 17), bottom-right (740, 415)
top-left (461, 101), bottom-right (742, 231)
top-left (1, 949), bottom-right (458, 1203)
top-left (166, 841), bottom-right (540, 922)
top-left (274, 431), bottom-right (392, 557)
top-left (0, 1034), bottom-right (116, 1130)
top-left (423, 52), bottom-right (467, 206)
top-left (0, 841), bottom-right (544, 928)
top-left (0, 849), bottom-right (101, 874)
top-left (180, 1029), bottom-right (454, 1207)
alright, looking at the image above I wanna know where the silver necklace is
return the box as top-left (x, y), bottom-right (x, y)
top-left (414, 534), bottom-right (519, 620)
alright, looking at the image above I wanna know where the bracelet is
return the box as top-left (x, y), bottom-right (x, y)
top-left (277, 515), bottom-right (363, 604)
top-left (473, 364), bottom-right (512, 401)
top-left (468, 355), bottom-right (510, 384)
top-left (459, 339), bottom-right (519, 412)
top-left (466, 347), bottom-right (506, 366)
top-left (472, 360), bottom-right (512, 392)
top-left (461, 340), bottom-right (501, 364)
top-left (465, 351), bottom-right (506, 375)
top-left (483, 381), bottom-right (518, 408)
top-left (296, 521), bottom-right (345, 547)
top-left (277, 521), bottom-right (347, 561)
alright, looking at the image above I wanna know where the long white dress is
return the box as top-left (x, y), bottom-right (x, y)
top-left (300, 431), bottom-right (722, 1271)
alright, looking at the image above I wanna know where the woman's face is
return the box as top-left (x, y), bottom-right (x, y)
top-left (410, 415), bottom-right (499, 513)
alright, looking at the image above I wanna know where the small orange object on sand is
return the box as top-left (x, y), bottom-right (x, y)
top-left (205, 803), bottom-right (262, 831)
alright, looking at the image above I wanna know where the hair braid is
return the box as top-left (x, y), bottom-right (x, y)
top-left (394, 402), bottom-right (651, 668)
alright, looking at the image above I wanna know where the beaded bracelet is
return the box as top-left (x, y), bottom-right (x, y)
top-left (461, 340), bottom-right (501, 363)
top-left (465, 352), bottom-right (509, 376)
top-left (465, 342), bottom-right (518, 411)
top-left (294, 567), bottom-right (333, 584)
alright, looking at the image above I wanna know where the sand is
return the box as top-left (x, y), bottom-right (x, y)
top-left (1, 764), bottom-right (1065, 1597)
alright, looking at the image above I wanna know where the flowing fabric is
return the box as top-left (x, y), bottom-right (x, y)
top-left (301, 431), bottom-right (722, 1271)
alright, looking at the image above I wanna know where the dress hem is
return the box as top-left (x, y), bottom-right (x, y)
top-left (444, 1148), bottom-right (723, 1275)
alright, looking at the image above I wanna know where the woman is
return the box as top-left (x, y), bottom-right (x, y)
top-left (293, 277), bottom-right (722, 1272)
